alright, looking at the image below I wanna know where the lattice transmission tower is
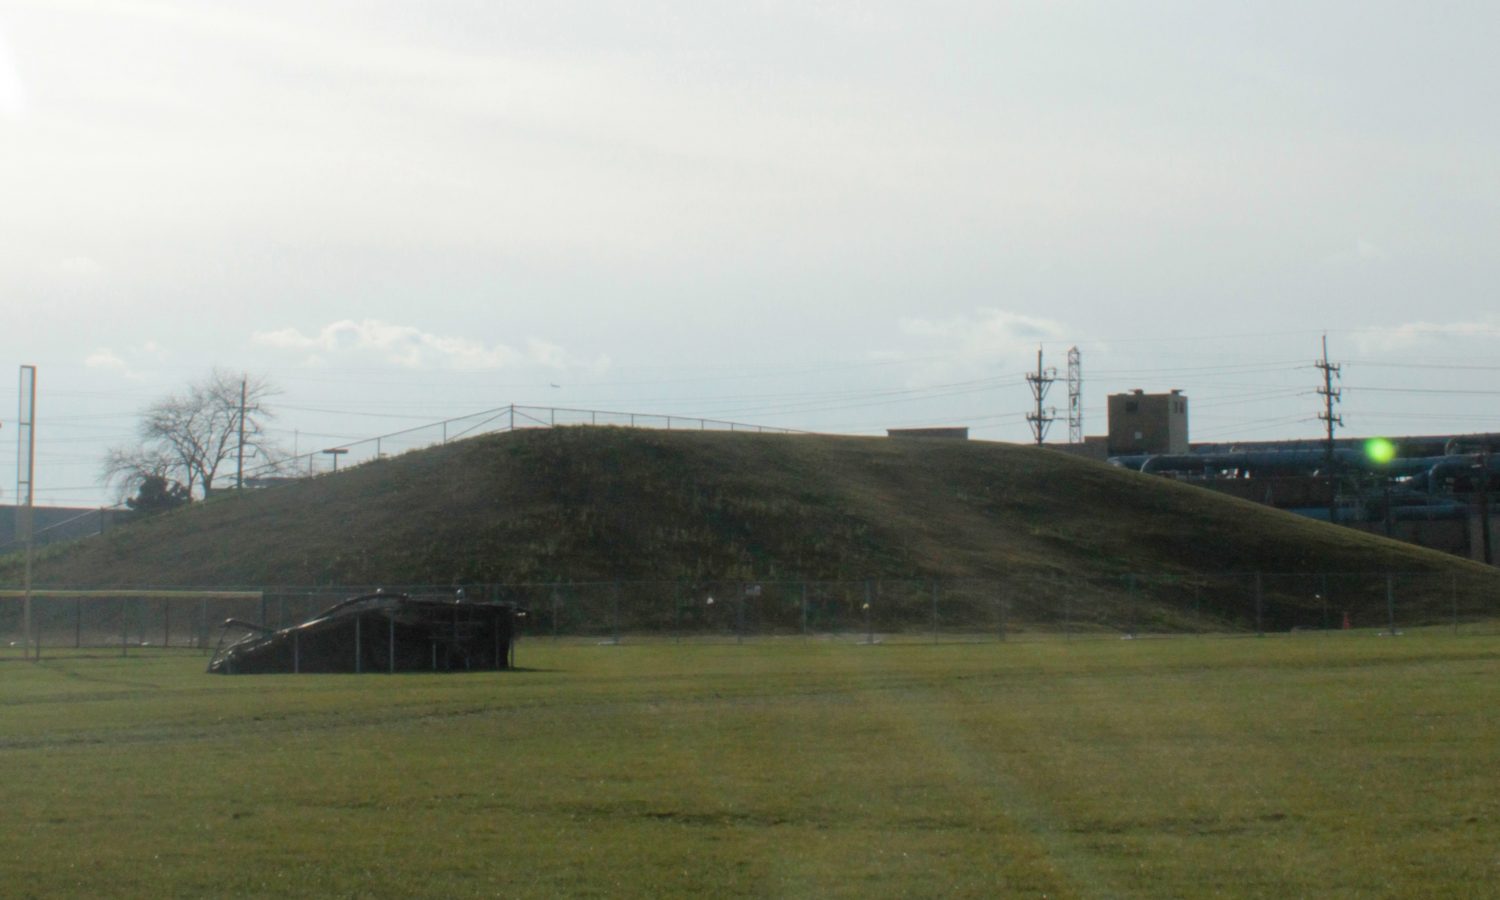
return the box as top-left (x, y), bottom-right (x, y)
top-left (1066, 346), bottom-right (1082, 444)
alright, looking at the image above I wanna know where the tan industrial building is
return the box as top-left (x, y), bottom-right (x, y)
top-left (1107, 389), bottom-right (1188, 455)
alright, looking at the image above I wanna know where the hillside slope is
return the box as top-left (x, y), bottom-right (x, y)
top-left (2, 427), bottom-right (1493, 590)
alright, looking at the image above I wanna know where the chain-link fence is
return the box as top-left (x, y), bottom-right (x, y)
top-left (2, 572), bottom-right (1497, 660)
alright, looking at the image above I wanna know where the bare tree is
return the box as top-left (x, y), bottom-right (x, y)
top-left (103, 370), bottom-right (284, 501)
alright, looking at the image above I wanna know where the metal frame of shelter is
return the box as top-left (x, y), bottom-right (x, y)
top-left (208, 591), bottom-right (520, 674)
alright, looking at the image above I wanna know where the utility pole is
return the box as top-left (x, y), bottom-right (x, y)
top-left (236, 377), bottom-right (247, 491)
top-left (1315, 334), bottom-right (1342, 525)
top-left (1025, 347), bottom-right (1057, 446)
top-left (1066, 346), bottom-right (1083, 444)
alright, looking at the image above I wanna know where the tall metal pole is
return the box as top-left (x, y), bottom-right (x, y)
top-left (18, 366), bottom-right (37, 661)
top-left (322, 447), bottom-right (347, 472)
top-left (1066, 346), bottom-right (1083, 444)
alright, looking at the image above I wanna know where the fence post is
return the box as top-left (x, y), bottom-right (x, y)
top-left (121, 597), bottom-right (128, 657)
top-left (1127, 574), bottom-right (1138, 638)
top-left (674, 582), bottom-right (682, 644)
top-left (389, 614), bottom-right (396, 674)
top-left (200, 597), bottom-right (208, 653)
top-left (355, 613), bottom-right (363, 673)
top-left (931, 580), bottom-right (939, 644)
top-left (1255, 573), bottom-right (1264, 637)
top-left (613, 582), bottom-right (621, 645)
top-left (863, 580), bottom-right (874, 645)
top-left (1452, 573), bottom-right (1459, 636)
top-left (551, 584), bottom-right (559, 641)
top-left (1386, 574), bottom-right (1397, 636)
top-left (1320, 574), bottom-right (1330, 631)
top-left (735, 583), bottom-right (744, 645)
top-left (1064, 578), bottom-right (1072, 642)
top-left (293, 629), bottom-right (300, 674)
top-left (800, 582), bottom-right (808, 638)
top-left (997, 581), bottom-right (1007, 643)
top-left (494, 609), bottom-right (502, 670)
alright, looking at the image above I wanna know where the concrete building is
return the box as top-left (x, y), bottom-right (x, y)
top-left (1107, 389), bottom-right (1188, 456)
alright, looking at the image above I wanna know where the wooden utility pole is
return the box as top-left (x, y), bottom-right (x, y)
top-left (1315, 335), bottom-right (1342, 525)
top-left (1025, 347), bottom-right (1056, 446)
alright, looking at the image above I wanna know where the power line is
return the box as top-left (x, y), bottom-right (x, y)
top-left (1085, 360), bottom-right (1305, 377)
top-left (1343, 386), bottom-right (1500, 396)
top-left (1344, 361), bottom-right (1500, 372)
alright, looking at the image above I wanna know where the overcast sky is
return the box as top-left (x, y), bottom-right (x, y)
top-left (3, 1), bottom-right (1499, 508)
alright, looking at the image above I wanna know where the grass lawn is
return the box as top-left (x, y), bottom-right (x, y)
top-left (2, 635), bottom-right (1497, 898)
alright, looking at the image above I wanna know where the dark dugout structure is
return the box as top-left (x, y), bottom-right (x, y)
top-left (209, 592), bottom-right (519, 674)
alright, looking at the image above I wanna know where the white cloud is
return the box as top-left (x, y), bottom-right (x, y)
top-left (84, 348), bottom-right (139, 379)
top-left (0, 25), bottom-right (25, 120)
top-left (900, 308), bottom-right (1068, 360)
top-left (1324, 237), bottom-right (1386, 266)
top-left (40, 254), bottom-right (104, 288)
top-left (81, 339), bottom-right (165, 377)
top-left (252, 319), bottom-right (604, 371)
top-left (1352, 319), bottom-right (1500, 355)
top-left (888, 308), bottom-right (1071, 388)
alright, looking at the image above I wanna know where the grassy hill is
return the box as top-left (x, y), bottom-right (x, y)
top-left (2, 428), bottom-right (1493, 598)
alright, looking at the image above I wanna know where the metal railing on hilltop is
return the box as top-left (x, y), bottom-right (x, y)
top-left (0, 405), bottom-right (803, 554)
top-left (254, 404), bottom-right (806, 480)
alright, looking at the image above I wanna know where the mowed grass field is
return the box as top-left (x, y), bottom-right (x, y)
top-left (3, 636), bottom-right (1498, 898)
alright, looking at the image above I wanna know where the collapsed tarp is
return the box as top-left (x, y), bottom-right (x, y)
top-left (208, 592), bottom-right (518, 674)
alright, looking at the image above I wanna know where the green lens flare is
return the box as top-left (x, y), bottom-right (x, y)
top-left (1365, 438), bottom-right (1396, 464)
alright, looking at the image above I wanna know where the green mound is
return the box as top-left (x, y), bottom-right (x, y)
top-left (3, 428), bottom-right (1491, 595)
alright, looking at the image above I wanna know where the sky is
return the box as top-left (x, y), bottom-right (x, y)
top-left (3, 0), bottom-right (1500, 509)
